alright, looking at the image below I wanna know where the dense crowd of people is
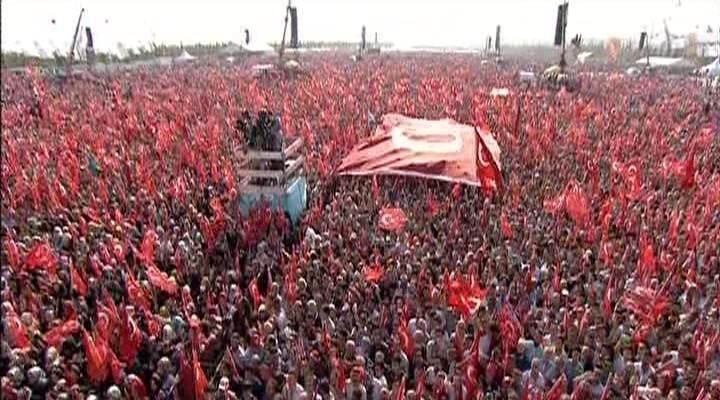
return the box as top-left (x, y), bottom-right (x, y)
top-left (1, 55), bottom-right (719, 400)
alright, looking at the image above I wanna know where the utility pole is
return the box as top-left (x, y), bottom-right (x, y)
top-left (66, 8), bottom-right (85, 76)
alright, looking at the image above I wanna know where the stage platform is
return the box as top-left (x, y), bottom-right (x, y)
top-left (237, 137), bottom-right (307, 225)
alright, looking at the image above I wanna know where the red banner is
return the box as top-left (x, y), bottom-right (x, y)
top-left (378, 207), bottom-right (408, 232)
top-left (337, 114), bottom-right (502, 190)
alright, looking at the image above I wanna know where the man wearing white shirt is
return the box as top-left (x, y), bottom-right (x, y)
top-left (281, 369), bottom-right (307, 400)
top-left (345, 366), bottom-right (368, 400)
top-left (521, 359), bottom-right (546, 393)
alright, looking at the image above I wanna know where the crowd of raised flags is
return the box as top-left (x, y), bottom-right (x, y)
top-left (1, 55), bottom-right (719, 399)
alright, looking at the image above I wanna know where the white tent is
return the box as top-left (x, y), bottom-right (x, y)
top-left (219, 42), bottom-right (243, 55)
top-left (490, 88), bottom-right (510, 97)
top-left (251, 63), bottom-right (275, 72)
top-left (699, 58), bottom-right (720, 77)
top-left (284, 60), bottom-right (300, 69)
top-left (634, 57), bottom-right (684, 67)
top-left (250, 63), bottom-right (275, 77)
top-left (518, 71), bottom-right (536, 83)
top-left (576, 51), bottom-right (593, 64)
top-left (544, 65), bottom-right (561, 75)
top-left (242, 42), bottom-right (274, 54)
top-left (174, 49), bottom-right (196, 63)
top-left (626, 67), bottom-right (641, 76)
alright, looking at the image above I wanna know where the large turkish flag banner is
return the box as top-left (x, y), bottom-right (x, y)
top-left (337, 114), bottom-right (502, 190)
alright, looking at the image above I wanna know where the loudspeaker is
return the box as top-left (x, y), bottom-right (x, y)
top-left (245, 29), bottom-right (250, 45)
top-left (487, 36), bottom-right (492, 51)
top-left (85, 27), bottom-right (94, 49)
top-left (554, 3), bottom-right (568, 46)
top-left (361, 26), bottom-right (366, 50)
top-left (639, 31), bottom-right (647, 51)
top-left (495, 25), bottom-right (501, 52)
top-left (289, 7), bottom-right (299, 48)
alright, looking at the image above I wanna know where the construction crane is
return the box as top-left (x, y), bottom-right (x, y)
top-left (66, 8), bottom-right (85, 77)
top-left (278, 0), bottom-right (292, 64)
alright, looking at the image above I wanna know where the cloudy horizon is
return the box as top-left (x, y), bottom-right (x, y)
top-left (1, 0), bottom-right (718, 56)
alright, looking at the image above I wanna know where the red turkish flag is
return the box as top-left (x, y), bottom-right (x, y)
top-left (140, 229), bottom-right (157, 265)
top-left (4, 237), bottom-right (20, 272)
top-left (564, 182), bottom-right (590, 227)
top-left (108, 349), bottom-right (124, 384)
top-left (416, 371), bottom-right (427, 399)
top-left (95, 312), bottom-right (111, 341)
top-left (102, 291), bottom-right (121, 327)
top-left (5, 308), bottom-right (30, 350)
top-left (364, 262), bottom-right (385, 284)
top-left (25, 242), bottom-right (58, 276)
top-left (603, 272), bottom-right (615, 318)
top-left (546, 374), bottom-right (567, 400)
top-left (249, 276), bottom-right (263, 311)
top-left (686, 220), bottom-right (699, 251)
top-left (500, 211), bottom-right (513, 239)
top-left (179, 344), bottom-right (208, 400)
top-left (143, 308), bottom-right (161, 338)
top-left (284, 274), bottom-right (297, 304)
top-left (398, 314), bottom-right (415, 359)
top-left (338, 114), bottom-right (502, 190)
top-left (682, 149), bottom-right (695, 189)
top-left (193, 346), bottom-right (208, 400)
top-left (624, 286), bottom-right (670, 325)
top-left (625, 161), bottom-right (643, 200)
top-left (145, 264), bottom-right (178, 294)
top-left (452, 183), bottom-right (463, 200)
top-left (127, 374), bottom-right (148, 399)
top-left (125, 269), bottom-right (152, 311)
top-left (70, 264), bottom-right (88, 296)
top-left (332, 355), bottom-right (346, 394)
top-left (663, 149), bottom-right (696, 189)
top-left (668, 208), bottom-right (680, 245)
top-left (225, 347), bottom-right (240, 381)
top-left (44, 319), bottom-right (80, 348)
top-left (372, 175), bottom-right (380, 200)
top-left (82, 329), bottom-right (108, 384)
top-left (463, 333), bottom-right (481, 397)
top-left (499, 305), bottom-right (522, 356)
top-left (395, 376), bottom-right (407, 400)
top-left (601, 240), bottom-right (614, 267)
top-left (119, 307), bottom-right (143, 364)
top-left (543, 193), bottom-right (566, 214)
top-left (571, 381), bottom-right (591, 400)
top-left (638, 242), bottom-right (657, 281)
top-left (613, 160), bottom-right (643, 200)
top-left (378, 207), bottom-right (408, 232)
top-left (427, 195), bottom-right (441, 217)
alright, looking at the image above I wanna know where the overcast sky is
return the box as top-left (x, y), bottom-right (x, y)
top-left (1, 0), bottom-right (718, 55)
